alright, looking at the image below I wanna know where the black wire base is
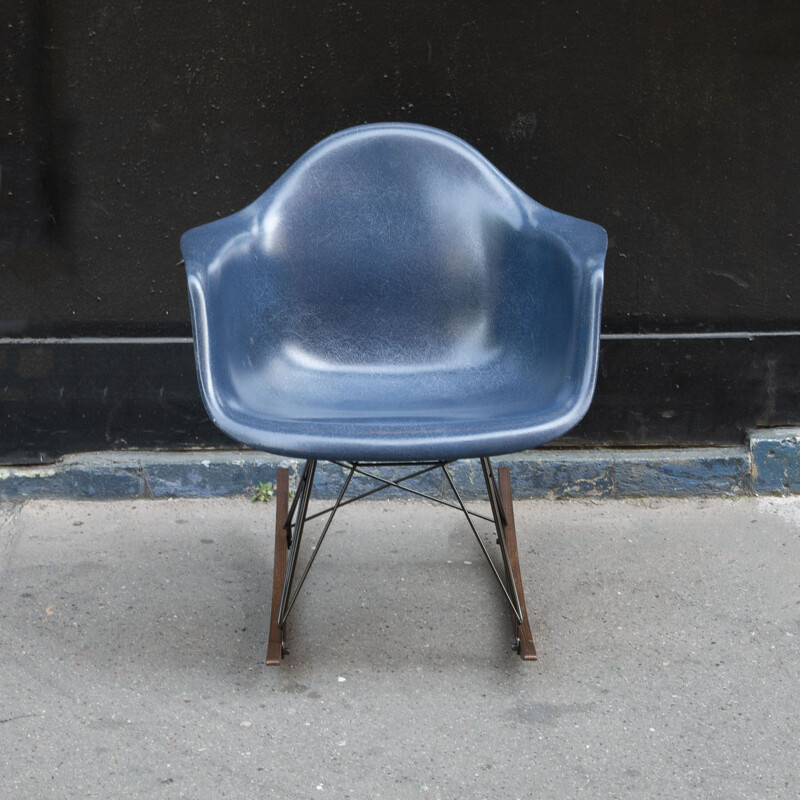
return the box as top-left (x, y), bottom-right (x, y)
top-left (267, 458), bottom-right (537, 664)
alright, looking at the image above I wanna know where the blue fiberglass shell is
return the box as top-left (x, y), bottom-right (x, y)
top-left (181, 123), bottom-right (607, 462)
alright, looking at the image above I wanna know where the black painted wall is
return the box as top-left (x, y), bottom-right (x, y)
top-left (1, 1), bottom-right (799, 462)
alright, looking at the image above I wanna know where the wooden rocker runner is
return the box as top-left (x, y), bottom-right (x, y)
top-left (180, 123), bottom-right (607, 664)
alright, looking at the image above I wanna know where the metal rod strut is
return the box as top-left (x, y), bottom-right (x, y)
top-left (277, 459), bottom-right (317, 625)
top-left (326, 461), bottom-right (497, 524)
top-left (441, 464), bottom-right (523, 623)
top-left (304, 461), bottom-right (448, 522)
top-left (480, 457), bottom-right (524, 640)
top-left (279, 463), bottom-right (355, 626)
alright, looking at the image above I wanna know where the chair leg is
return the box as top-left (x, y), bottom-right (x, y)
top-left (266, 467), bottom-right (290, 665)
top-left (497, 467), bottom-right (537, 660)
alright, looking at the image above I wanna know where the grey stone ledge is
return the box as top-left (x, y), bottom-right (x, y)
top-left (1, 429), bottom-right (797, 500)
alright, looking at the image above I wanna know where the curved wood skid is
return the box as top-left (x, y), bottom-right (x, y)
top-left (498, 467), bottom-right (537, 660)
top-left (266, 468), bottom-right (290, 665)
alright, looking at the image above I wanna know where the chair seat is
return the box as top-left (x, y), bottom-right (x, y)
top-left (201, 342), bottom-right (593, 462)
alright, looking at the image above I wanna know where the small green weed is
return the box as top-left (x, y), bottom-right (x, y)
top-left (252, 481), bottom-right (275, 502)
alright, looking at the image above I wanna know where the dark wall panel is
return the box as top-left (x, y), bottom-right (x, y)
top-left (1, 1), bottom-right (799, 459)
top-left (2, 336), bottom-right (799, 464)
top-left (2, 1), bottom-right (799, 335)
top-left (1, 1), bottom-right (52, 258)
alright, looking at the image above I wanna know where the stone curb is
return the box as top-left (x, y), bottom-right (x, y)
top-left (749, 428), bottom-right (800, 494)
top-left (0, 429), bottom-right (797, 500)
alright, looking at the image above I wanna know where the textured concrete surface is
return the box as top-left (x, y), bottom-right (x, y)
top-left (1, 495), bottom-right (799, 798)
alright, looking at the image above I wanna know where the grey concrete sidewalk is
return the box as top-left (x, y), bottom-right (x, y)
top-left (1, 496), bottom-right (798, 799)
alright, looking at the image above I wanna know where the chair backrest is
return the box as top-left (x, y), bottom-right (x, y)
top-left (182, 123), bottom-right (604, 370)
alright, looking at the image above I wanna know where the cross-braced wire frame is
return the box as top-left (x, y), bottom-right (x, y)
top-left (267, 457), bottom-right (537, 662)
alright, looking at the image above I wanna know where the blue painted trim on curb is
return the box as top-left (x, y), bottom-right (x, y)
top-left (0, 459), bottom-right (143, 500)
top-left (2, 433), bottom-right (793, 500)
top-left (0, 430), bottom-right (796, 500)
top-left (502, 448), bottom-right (750, 499)
top-left (749, 428), bottom-right (800, 494)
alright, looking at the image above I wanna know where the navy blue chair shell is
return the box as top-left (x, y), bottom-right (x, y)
top-left (181, 123), bottom-right (606, 463)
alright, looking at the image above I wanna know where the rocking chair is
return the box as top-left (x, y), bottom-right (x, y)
top-left (180, 123), bottom-right (607, 663)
